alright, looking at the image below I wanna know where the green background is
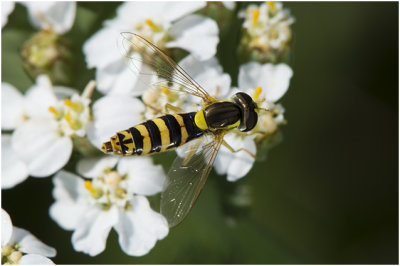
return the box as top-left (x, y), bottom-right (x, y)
top-left (2, 2), bottom-right (398, 264)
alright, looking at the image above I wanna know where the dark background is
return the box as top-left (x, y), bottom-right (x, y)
top-left (2, 2), bottom-right (398, 264)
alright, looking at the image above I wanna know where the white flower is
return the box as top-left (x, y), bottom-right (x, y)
top-left (22, 2), bottom-right (76, 34)
top-left (83, 1), bottom-right (219, 95)
top-left (238, 62), bottom-right (292, 134)
top-left (238, 62), bottom-right (293, 103)
top-left (2, 209), bottom-right (56, 265)
top-left (1, 75), bottom-right (93, 179)
top-left (49, 156), bottom-right (168, 257)
top-left (208, 61), bottom-right (293, 181)
top-left (2, 1), bottom-right (15, 28)
top-left (239, 2), bottom-right (294, 51)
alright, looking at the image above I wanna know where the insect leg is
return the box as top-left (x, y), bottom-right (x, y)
top-left (222, 139), bottom-right (256, 159)
top-left (165, 103), bottom-right (184, 113)
top-left (232, 130), bottom-right (266, 137)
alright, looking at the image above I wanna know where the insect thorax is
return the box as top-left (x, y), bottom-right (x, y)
top-left (197, 101), bottom-right (242, 131)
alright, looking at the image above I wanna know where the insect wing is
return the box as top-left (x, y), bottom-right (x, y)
top-left (161, 133), bottom-right (224, 227)
top-left (120, 32), bottom-right (215, 104)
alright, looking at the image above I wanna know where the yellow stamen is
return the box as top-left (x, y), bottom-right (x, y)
top-left (254, 86), bottom-right (262, 100)
top-left (64, 111), bottom-right (82, 130)
top-left (145, 19), bottom-right (161, 32)
top-left (266, 1), bottom-right (276, 14)
top-left (252, 9), bottom-right (260, 26)
top-left (48, 106), bottom-right (59, 116)
top-left (84, 180), bottom-right (100, 198)
top-left (64, 99), bottom-right (83, 113)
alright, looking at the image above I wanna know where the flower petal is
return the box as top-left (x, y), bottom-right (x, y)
top-left (2, 134), bottom-right (28, 189)
top-left (23, 2), bottom-right (76, 34)
top-left (24, 75), bottom-right (58, 120)
top-left (95, 58), bottom-right (146, 96)
top-left (117, 157), bottom-right (166, 195)
top-left (2, 209), bottom-right (13, 245)
top-left (167, 14), bottom-right (219, 61)
top-left (214, 134), bottom-right (256, 182)
top-left (18, 254), bottom-right (55, 265)
top-left (1, 82), bottom-right (25, 130)
top-left (71, 206), bottom-right (118, 256)
top-left (83, 26), bottom-right (122, 69)
top-left (89, 95), bottom-right (145, 148)
top-left (238, 62), bottom-right (293, 102)
top-left (49, 171), bottom-right (88, 230)
top-left (76, 157), bottom-right (119, 179)
top-left (11, 227), bottom-right (56, 257)
top-left (115, 2), bottom-right (206, 26)
top-left (161, 2), bottom-right (206, 22)
top-left (114, 196), bottom-right (168, 256)
top-left (11, 119), bottom-right (72, 177)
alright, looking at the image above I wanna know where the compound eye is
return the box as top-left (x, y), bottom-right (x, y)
top-left (239, 108), bottom-right (258, 132)
top-left (232, 92), bottom-right (258, 132)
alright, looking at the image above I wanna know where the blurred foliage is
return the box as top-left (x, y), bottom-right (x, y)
top-left (2, 1), bottom-right (398, 264)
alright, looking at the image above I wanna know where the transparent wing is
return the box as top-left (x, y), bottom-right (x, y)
top-left (120, 32), bottom-right (215, 105)
top-left (161, 132), bottom-right (224, 228)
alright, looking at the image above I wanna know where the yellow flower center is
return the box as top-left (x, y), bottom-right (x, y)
top-left (1, 244), bottom-right (23, 264)
top-left (64, 111), bottom-right (82, 130)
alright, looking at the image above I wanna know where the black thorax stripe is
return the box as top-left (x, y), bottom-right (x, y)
top-left (144, 120), bottom-right (162, 153)
top-left (129, 127), bottom-right (143, 155)
top-left (160, 114), bottom-right (181, 149)
top-left (180, 112), bottom-right (204, 142)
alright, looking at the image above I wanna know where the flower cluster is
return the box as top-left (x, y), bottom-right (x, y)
top-left (2, 1), bottom-right (295, 263)
top-left (239, 1), bottom-right (294, 63)
top-left (2, 75), bottom-right (92, 186)
top-left (2, 209), bottom-right (56, 265)
top-left (49, 157), bottom-right (168, 256)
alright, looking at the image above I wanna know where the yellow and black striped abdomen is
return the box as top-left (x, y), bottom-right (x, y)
top-left (101, 112), bottom-right (204, 156)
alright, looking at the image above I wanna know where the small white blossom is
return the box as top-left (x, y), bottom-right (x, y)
top-left (49, 157), bottom-right (168, 257)
top-left (22, 2), bottom-right (76, 34)
top-left (1, 75), bottom-right (93, 179)
top-left (83, 1), bottom-right (219, 95)
top-left (1, 209), bottom-right (56, 265)
top-left (239, 2), bottom-right (294, 52)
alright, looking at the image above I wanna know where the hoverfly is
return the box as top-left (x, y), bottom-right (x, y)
top-left (101, 33), bottom-right (261, 228)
